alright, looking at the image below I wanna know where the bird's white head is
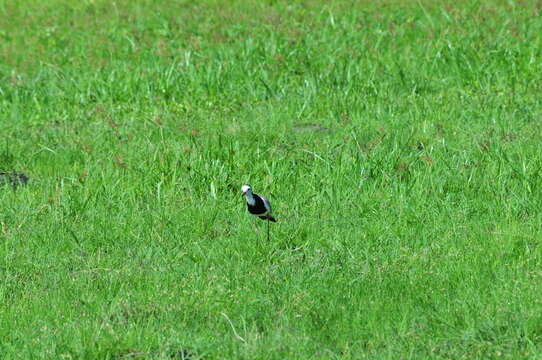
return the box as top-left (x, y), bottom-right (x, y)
top-left (241, 184), bottom-right (252, 196)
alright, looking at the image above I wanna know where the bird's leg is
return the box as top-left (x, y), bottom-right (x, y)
top-left (253, 216), bottom-right (259, 241)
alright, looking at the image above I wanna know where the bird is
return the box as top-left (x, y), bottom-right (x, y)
top-left (241, 185), bottom-right (276, 241)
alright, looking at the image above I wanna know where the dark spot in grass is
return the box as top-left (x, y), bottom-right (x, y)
top-left (154, 115), bottom-right (163, 126)
top-left (421, 154), bottom-right (433, 167)
top-left (170, 348), bottom-right (197, 359)
top-left (108, 120), bottom-right (120, 129)
top-left (339, 112), bottom-right (352, 125)
top-left (114, 154), bottom-right (129, 169)
top-left (502, 132), bottom-right (517, 142)
top-left (293, 123), bottom-right (332, 133)
top-left (479, 140), bottom-right (491, 152)
top-left (396, 162), bottom-right (411, 181)
top-left (112, 348), bottom-right (149, 359)
top-left (435, 123), bottom-right (446, 135)
top-left (0, 172), bottom-right (29, 189)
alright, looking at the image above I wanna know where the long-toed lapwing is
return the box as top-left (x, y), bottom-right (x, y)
top-left (241, 185), bottom-right (276, 241)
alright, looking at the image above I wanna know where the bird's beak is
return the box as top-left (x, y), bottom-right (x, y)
top-left (241, 191), bottom-right (246, 197)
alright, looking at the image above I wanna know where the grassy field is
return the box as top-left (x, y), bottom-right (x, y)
top-left (2, 0), bottom-right (542, 358)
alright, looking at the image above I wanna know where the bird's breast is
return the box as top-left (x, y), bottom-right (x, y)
top-left (247, 203), bottom-right (267, 215)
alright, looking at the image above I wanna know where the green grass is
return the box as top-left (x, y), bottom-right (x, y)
top-left (1, 0), bottom-right (542, 358)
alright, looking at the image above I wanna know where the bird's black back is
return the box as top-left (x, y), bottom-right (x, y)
top-left (247, 193), bottom-right (267, 215)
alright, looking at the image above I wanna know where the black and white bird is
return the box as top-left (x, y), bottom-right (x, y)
top-left (241, 185), bottom-right (276, 240)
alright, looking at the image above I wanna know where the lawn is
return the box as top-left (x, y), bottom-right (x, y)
top-left (1, 0), bottom-right (542, 358)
